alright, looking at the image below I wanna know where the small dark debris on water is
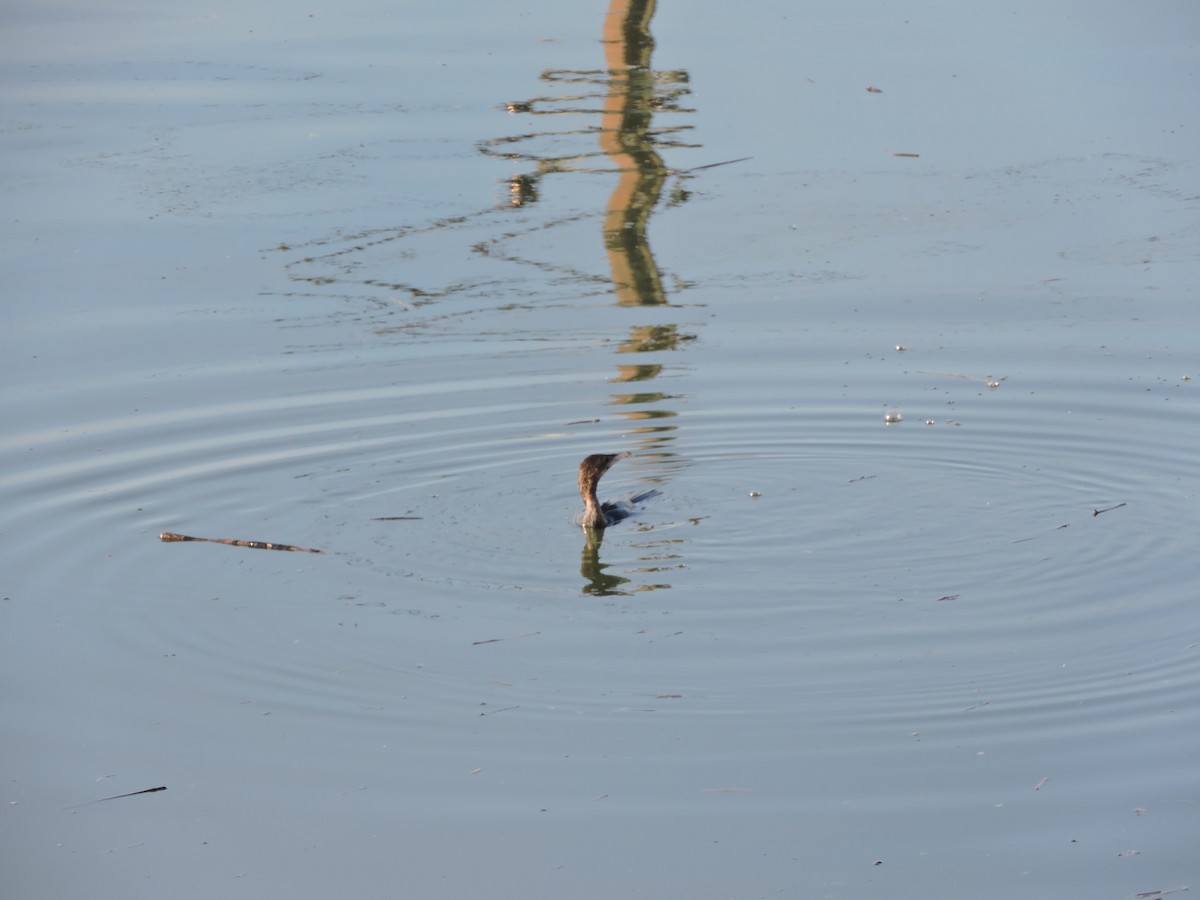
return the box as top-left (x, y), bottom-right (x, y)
top-left (478, 705), bottom-right (519, 717)
top-left (472, 630), bottom-right (540, 646)
top-left (1013, 523), bottom-right (1069, 543)
top-left (62, 785), bottom-right (166, 811)
top-left (936, 594), bottom-right (959, 602)
top-left (848, 474), bottom-right (877, 484)
top-left (679, 155), bottom-right (753, 173)
top-left (566, 418), bottom-right (601, 426)
top-left (371, 516), bottom-right (423, 521)
top-left (1013, 502), bottom-right (1126, 543)
top-left (1132, 887), bottom-right (1190, 899)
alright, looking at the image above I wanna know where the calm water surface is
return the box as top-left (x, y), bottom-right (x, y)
top-left (3, 2), bottom-right (1198, 898)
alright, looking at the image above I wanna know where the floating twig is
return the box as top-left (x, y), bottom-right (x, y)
top-left (478, 705), bottom-right (519, 717)
top-left (1013, 502), bottom-right (1127, 543)
top-left (371, 516), bottom-right (423, 521)
top-left (159, 532), bottom-right (323, 554)
top-left (1131, 887), bottom-right (1190, 899)
top-left (1012, 523), bottom-right (1069, 544)
top-left (472, 630), bottom-right (540, 646)
top-left (680, 155), bottom-right (753, 173)
top-left (915, 370), bottom-right (1005, 385)
top-left (62, 785), bottom-right (166, 811)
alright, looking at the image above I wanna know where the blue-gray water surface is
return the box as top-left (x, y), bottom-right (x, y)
top-left (2, 2), bottom-right (1198, 898)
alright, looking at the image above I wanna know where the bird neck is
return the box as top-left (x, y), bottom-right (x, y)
top-left (579, 484), bottom-right (606, 528)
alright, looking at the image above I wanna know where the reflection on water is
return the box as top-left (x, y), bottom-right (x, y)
top-left (593, 0), bottom-right (683, 583)
top-left (278, 0), bottom-right (716, 592)
top-left (489, 0), bottom-right (701, 317)
top-left (579, 526), bottom-right (625, 594)
top-left (580, 528), bottom-right (672, 596)
top-left (494, 0), bottom-right (694, 586)
top-left (281, 0), bottom-right (704, 323)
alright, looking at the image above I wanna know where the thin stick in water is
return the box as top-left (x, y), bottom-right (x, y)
top-left (61, 785), bottom-right (167, 811)
top-left (159, 532), bottom-right (323, 554)
top-left (472, 630), bottom-right (541, 646)
top-left (681, 155), bottom-right (753, 172)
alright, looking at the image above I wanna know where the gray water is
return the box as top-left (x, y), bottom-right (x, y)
top-left (3, 2), bottom-right (1198, 898)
